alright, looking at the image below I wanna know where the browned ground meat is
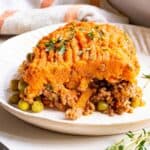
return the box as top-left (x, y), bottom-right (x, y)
top-left (90, 79), bottom-right (142, 115)
top-left (65, 108), bottom-right (83, 120)
top-left (83, 101), bottom-right (95, 116)
top-left (41, 79), bottom-right (142, 119)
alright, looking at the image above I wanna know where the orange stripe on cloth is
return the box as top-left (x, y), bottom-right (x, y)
top-left (64, 6), bottom-right (80, 22)
top-left (0, 10), bottom-right (16, 28)
top-left (40, 0), bottom-right (54, 8)
top-left (90, 0), bottom-right (100, 6)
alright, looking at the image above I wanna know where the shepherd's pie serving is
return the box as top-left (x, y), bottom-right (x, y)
top-left (9, 22), bottom-right (144, 120)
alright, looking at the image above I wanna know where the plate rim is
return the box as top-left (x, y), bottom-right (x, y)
top-left (1, 100), bottom-right (150, 127)
top-left (0, 22), bottom-right (150, 131)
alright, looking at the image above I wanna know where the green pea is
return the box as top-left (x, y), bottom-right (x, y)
top-left (31, 101), bottom-right (44, 113)
top-left (97, 101), bottom-right (108, 111)
top-left (26, 53), bottom-right (34, 62)
top-left (18, 80), bottom-right (27, 92)
top-left (9, 93), bottom-right (20, 104)
top-left (10, 79), bottom-right (19, 91)
top-left (18, 100), bottom-right (30, 111)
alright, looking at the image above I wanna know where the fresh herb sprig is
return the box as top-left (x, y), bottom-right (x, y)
top-left (45, 40), bottom-right (55, 52)
top-left (143, 74), bottom-right (150, 79)
top-left (106, 129), bottom-right (150, 150)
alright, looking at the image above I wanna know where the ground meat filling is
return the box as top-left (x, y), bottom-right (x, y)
top-left (90, 79), bottom-right (142, 115)
top-left (41, 79), bottom-right (142, 119)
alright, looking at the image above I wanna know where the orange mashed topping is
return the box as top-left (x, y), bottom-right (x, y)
top-left (20, 22), bottom-right (140, 103)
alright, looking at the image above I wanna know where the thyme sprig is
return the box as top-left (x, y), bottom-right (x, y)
top-left (106, 129), bottom-right (150, 150)
top-left (143, 74), bottom-right (150, 79)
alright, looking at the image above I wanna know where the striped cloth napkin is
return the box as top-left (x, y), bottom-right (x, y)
top-left (0, 0), bottom-right (128, 35)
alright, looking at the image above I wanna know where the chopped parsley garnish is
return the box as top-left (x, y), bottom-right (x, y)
top-left (45, 38), bottom-right (67, 54)
top-left (45, 40), bottom-right (55, 52)
top-left (87, 31), bottom-right (94, 40)
top-left (58, 45), bottom-right (66, 55)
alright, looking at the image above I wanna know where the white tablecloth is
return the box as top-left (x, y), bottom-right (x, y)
top-left (0, 36), bottom-right (131, 150)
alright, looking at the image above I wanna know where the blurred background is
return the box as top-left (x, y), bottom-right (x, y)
top-left (1, 0), bottom-right (149, 35)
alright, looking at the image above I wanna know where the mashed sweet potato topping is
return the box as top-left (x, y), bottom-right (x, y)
top-left (21, 22), bottom-right (139, 100)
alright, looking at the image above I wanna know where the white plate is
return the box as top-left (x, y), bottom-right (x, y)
top-left (0, 23), bottom-right (150, 135)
